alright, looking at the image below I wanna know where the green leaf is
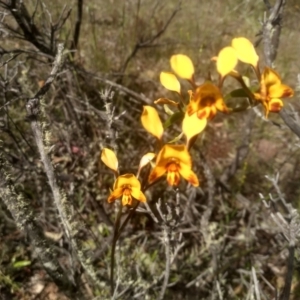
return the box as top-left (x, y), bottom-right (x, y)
top-left (163, 104), bottom-right (174, 116)
top-left (168, 132), bottom-right (184, 144)
top-left (225, 88), bottom-right (249, 100)
top-left (13, 260), bottom-right (31, 268)
top-left (163, 111), bottom-right (184, 129)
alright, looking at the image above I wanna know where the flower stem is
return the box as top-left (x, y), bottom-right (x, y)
top-left (110, 203), bottom-right (123, 295)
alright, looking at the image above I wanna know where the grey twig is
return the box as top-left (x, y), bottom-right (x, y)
top-left (25, 44), bottom-right (101, 289)
top-left (262, 173), bottom-right (300, 300)
top-left (0, 153), bottom-right (76, 296)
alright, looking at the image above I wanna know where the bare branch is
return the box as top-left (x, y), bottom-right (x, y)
top-left (0, 153), bottom-right (76, 296)
top-left (70, 0), bottom-right (83, 57)
top-left (25, 44), bottom-right (102, 289)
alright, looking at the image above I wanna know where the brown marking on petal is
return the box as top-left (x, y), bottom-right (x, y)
top-left (148, 171), bottom-right (158, 183)
top-left (186, 105), bottom-right (195, 116)
top-left (269, 102), bottom-right (283, 113)
top-left (282, 88), bottom-right (294, 98)
top-left (166, 162), bottom-right (181, 186)
top-left (197, 109), bottom-right (208, 119)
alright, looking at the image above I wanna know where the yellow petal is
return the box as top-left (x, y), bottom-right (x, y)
top-left (107, 187), bottom-right (123, 203)
top-left (262, 67), bottom-right (282, 87)
top-left (141, 106), bottom-right (164, 140)
top-left (148, 165), bottom-right (166, 184)
top-left (122, 194), bottom-right (133, 206)
top-left (101, 148), bottom-right (118, 172)
top-left (215, 98), bottom-right (229, 113)
top-left (113, 174), bottom-right (141, 190)
top-left (197, 107), bottom-right (212, 119)
top-left (268, 98), bottom-right (283, 113)
top-left (231, 37), bottom-right (259, 67)
top-left (262, 68), bottom-right (294, 98)
top-left (170, 54), bottom-right (195, 80)
top-left (131, 187), bottom-right (146, 203)
top-left (154, 98), bottom-right (179, 107)
top-left (179, 164), bottom-right (199, 187)
top-left (159, 144), bottom-right (192, 167)
top-left (160, 72), bottom-right (181, 93)
top-left (217, 47), bottom-right (238, 77)
top-left (138, 152), bottom-right (155, 174)
top-left (182, 112), bottom-right (207, 142)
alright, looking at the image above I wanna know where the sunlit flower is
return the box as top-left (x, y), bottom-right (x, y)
top-left (254, 67), bottom-right (294, 117)
top-left (186, 82), bottom-right (228, 120)
top-left (148, 144), bottom-right (199, 187)
top-left (108, 174), bottom-right (146, 206)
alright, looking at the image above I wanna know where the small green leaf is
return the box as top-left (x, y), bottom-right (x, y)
top-left (163, 104), bottom-right (174, 116)
top-left (168, 132), bottom-right (184, 143)
top-left (225, 88), bottom-right (249, 100)
top-left (13, 260), bottom-right (31, 268)
top-left (163, 111), bottom-right (184, 129)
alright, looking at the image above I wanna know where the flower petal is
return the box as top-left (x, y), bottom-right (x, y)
top-left (141, 106), bottom-right (164, 140)
top-left (231, 37), bottom-right (259, 67)
top-left (268, 98), bottom-right (283, 112)
top-left (179, 164), bottom-right (199, 187)
top-left (107, 187), bottom-right (123, 203)
top-left (148, 164), bottom-right (166, 184)
top-left (160, 72), bottom-right (181, 93)
top-left (138, 152), bottom-right (155, 175)
top-left (263, 68), bottom-right (294, 98)
top-left (114, 174), bottom-right (141, 190)
top-left (101, 148), bottom-right (118, 172)
top-left (170, 54), bottom-right (195, 80)
top-left (262, 67), bottom-right (282, 87)
top-left (217, 46), bottom-right (238, 77)
top-left (122, 194), bottom-right (133, 206)
top-left (131, 187), bottom-right (147, 203)
top-left (215, 97), bottom-right (229, 113)
top-left (182, 112), bottom-right (207, 142)
top-left (160, 144), bottom-right (192, 167)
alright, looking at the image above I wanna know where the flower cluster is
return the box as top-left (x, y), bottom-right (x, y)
top-left (101, 37), bottom-right (294, 207)
top-left (156, 37), bottom-right (293, 146)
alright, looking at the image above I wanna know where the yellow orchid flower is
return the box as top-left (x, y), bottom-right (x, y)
top-left (148, 144), bottom-right (199, 187)
top-left (254, 67), bottom-right (294, 117)
top-left (186, 82), bottom-right (228, 120)
top-left (108, 174), bottom-right (146, 206)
